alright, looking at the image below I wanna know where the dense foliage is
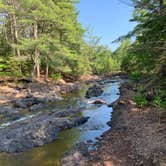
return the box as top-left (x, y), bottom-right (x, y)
top-left (0, 0), bottom-right (119, 81)
top-left (121, 0), bottom-right (166, 79)
top-left (119, 0), bottom-right (166, 110)
top-left (0, 0), bottom-right (165, 101)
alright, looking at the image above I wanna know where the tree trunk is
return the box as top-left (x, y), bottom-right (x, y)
top-left (45, 60), bottom-right (49, 81)
top-left (10, 15), bottom-right (15, 55)
top-left (10, 13), bottom-right (23, 75)
top-left (33, 18), bottom-right (40, 80)
top-left (3, 20), bottom-right (8, 42)
top-left (36, 61), bottom-right (40, 80)
top-left (12, 13), bottom-right (20, 57)
top-left (31, 62), bottom-right (37, 81)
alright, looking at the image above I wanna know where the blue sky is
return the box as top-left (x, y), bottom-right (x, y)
top-left (76, 0), bottom-right (136, 51)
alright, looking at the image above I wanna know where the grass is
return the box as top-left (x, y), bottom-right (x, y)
top-left (130, 71), bottom-right (141, 82)
top-left (134, 93), bottom-right (148, 108)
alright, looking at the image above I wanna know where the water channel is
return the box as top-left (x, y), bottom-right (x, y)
top-left (0, 77), bottom-right (121, 166)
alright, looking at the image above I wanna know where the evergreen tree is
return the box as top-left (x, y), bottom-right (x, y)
top-left (121, 0), bottom-right (166, 77)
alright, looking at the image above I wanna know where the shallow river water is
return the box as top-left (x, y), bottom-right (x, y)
top-left (0, 78), bottom-right (121, 166)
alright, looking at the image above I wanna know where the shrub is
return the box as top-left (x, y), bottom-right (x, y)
top-left (130, 71), bottom-right (141, 81)
top-left (134, 94), bottom-right (148, 107)
top-left (51, 73), bottom-right (62, 81)
top-left (153, 90), bottom-right (166, 110)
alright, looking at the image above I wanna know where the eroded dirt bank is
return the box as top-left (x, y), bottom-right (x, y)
top-left (0, 75), bottom-right (100, 124)
top-left (62, 81), bottom-right (166, 166)
top-left (0, 75), bottom-right (100, 105)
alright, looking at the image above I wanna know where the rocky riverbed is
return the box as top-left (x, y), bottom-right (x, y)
top-left (0, 75), bottom-right (108, 153)
top-left (0, 74), bottom-right (165, 165)
top-left (62, 81), bottom-right (166, 166)
top-left (0, 109), bottom-right (89, 153)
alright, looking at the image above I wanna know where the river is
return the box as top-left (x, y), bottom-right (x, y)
top-left (0, 77), bottom-right (121, 166)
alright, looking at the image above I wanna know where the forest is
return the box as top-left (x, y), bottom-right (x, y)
top-left (0, 0), bottom-right (165, 165)
top-left (0, 0), bottom-right (120, 81)
top-left (0, 0), bottom-right (165, 106)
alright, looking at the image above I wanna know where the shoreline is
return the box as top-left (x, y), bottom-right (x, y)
top-left (0, 74), bottom-right (118, 153)
top-left (62, 79), bottom-right (166, 166)
top-left (0, 75), bottom-right (98, 153)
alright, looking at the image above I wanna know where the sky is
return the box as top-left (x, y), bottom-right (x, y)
top-left (76, 0), bottom-right (136, 51)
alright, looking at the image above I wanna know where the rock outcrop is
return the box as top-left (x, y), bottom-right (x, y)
top-left (0, 110), bottom-right (89, 153)
top-left (85, 85), bottom-right (103, 98)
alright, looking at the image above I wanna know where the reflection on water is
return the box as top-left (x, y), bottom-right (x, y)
top-left (77, 81), bottom-right (120, 143)
top-left (78, 105), bottom-right (112, 142)
top-left (0, 129), bottom-right (80, 166)
top-left (0, 79), bottom-right (121, 166)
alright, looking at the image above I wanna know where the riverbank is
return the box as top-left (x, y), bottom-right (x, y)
top-left (0, 74), bottom-right (117, 153)
top-left (0, 75), bottom-right (100, 125)
top-left (0, 74), bottom-right (124, 165)
top-left (0, 75), bottom-right (100, 105)
top-left (62, 80), bottom-right (166, 166)
top-left (0, 74), bottom-right (125, 127)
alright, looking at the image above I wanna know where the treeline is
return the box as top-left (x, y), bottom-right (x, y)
top-left (0, 0), bottom-right (119, 81)
top-left (119, 0), bottom-right (166, 110)
top-left (120, 0), bottom-right (166, 81)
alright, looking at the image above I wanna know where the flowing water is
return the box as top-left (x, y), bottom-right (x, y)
top-left (0, 78), bottom-right (121, 166)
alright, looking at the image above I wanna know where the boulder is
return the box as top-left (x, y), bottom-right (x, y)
top-left (85, 85), bottom-right (103, 98)
top-left (61, 142), bottom-right (89, 166)
top-left (13, 97), bottom-right (40, 108)
top-left (90, 99), bottom-right (107, 105)
top-left (0, 111), bottom-right (89, 153)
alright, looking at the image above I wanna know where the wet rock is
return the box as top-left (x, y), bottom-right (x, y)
top-left (103, 79), bottom-right (118, 84)
top-left (29, 103), bottom-right (44, 112)
top-left (0, 106), bottom-right (22, 121)
top-left (0, 111), bottom-right (89, 153)
top-left (107, 101), bottom-right (115, 108)
top-left (74, 117), bottom-right (89, 126)
top-left (81, 117), bottom-right (105, 131)
top-left (87, 140), bottom-right (93, 144)
top-left (106, 121), bottom-right (111, 126)
top-left (85, 85), bottom-right (103, 98)
top-left (0, 106), bottom-right (14, 114)
top-left (7, 113), bottom-right (22, 121)
top-left (14, 101), bottom-right (27, 109)
top-left (13, 97), bottom-right (40, 108)
top-left (24, 97), bottom-right (40, 106)
top-left (13, 94), bottom-right (62, 110)
top-left (34, 97), bottom-right (49, 103)
top-left (62, 142), bottom-right (89, 166)
top-left (25, 94), bottom-right (33, 98)
top-left (90, 99), bottom-right (107, 105)
top-left (107, 99), bottom-right (125, 109)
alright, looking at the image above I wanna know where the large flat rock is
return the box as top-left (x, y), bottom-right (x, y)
top-left (0, 110), bottom-right (89, 153)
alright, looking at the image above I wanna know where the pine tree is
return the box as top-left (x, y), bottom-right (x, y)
top-left (122, 0), bottom-right (166, 77)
